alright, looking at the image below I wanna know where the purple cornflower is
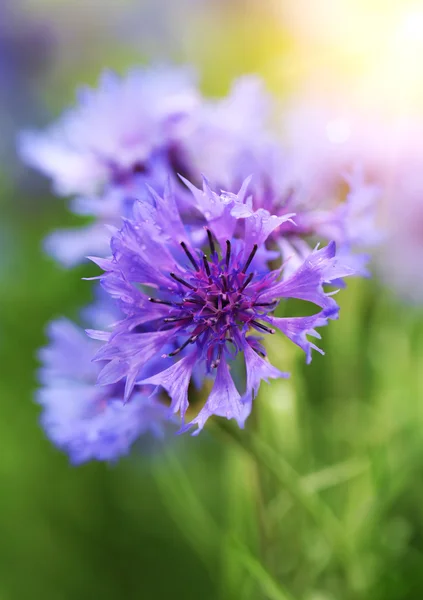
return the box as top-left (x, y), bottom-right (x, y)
top-left (254, 162), bottom-right (381, 280)
top-left (37, 308), bottom-right (172, 464)
top-left (19, 65), bottom-right (198, 266)
top-left (19, 65), bottom-right (199, 197)
top-left (91, 179), bottom-right (354, 433)
top-left (178, 77), bottom-right (379, 280)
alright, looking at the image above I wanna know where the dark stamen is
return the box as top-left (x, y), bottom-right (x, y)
top-left (251, 320), bottom-right (275, 334)
top-left (149, 297), bottom-right (173, 306)
top-left (164, 316), bottom-right (190, 323)
top-left (180, 241), bottom-right (199, 271)
top-left (168, 335), bottom-right (196, 357)
top-left (241, 244), bottom-right (258, 273)
top-left (203, 255), bottom-right (211, 278)
top-left (206, 228), bottom-right (216, 256)
top-left (220, 274), bottom-right (228, 291)
top-left (239, 272), bottom-right (254, 293)
top-left (225, 240), bottom-right (231, 268)
top-left (170, 272), bottom-right (196, 290)
top-left (210, 345), bottom-right (223, 368)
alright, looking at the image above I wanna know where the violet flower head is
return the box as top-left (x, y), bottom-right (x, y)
top-left (91, 178), bottom-right (354, 434)
top-left (37, 313), bottom-right (171, 464)
top-left (268, 165), bottom-right (381, 280)
top-left (179, 77), bottom-right (379, 281)
top-left (19, 65), bottom-right (200, 196)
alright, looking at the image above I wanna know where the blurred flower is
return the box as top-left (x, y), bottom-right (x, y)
top-left (281, 99), bottom-right (381, 202)
top-left (18, 65), bottom-right (201, 265)
top-left (279, 94), bottom-right (423, 298)
top-left (19, 66), bottom-right (200, 197)
top-left (19, 68), bottom-right (380, 276)
top-left (378, 150), bottom-right (423, 302)
top-left (262, 97), bottom-right (385, 276)
top-left (180, 79), bottom-right (379, 279)
top-left (90, 179), bottom-right (354, 433)
top-left (37, 307), bottom-right (172, 464)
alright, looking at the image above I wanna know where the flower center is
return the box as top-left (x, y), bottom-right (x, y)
top-left (149, 230), bottom-right (276, 369)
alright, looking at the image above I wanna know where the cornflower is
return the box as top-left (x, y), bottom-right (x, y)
top-left (90, 179), bottom-right (354, 433)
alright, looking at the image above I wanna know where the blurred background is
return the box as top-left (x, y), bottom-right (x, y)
top-left (2, 0), bottom-right (423, 598)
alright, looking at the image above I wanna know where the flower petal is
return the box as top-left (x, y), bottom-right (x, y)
top-left (258, 242), bottom-right (351, 310)
top-left (268, 310), bottom-right (333, 364)
top-left (138, 352), bottom-right (198, 422)
top-left (243, 340), bottom-right (289, 397)
top-left (235, 207), bottom-right (296, 252)
top-left (95, 330), bottom-right (171, 400)
top-left (185, 359), bottom-right (244, 434)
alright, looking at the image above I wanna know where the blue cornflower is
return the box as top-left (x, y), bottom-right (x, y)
top-left (19, 66), bottom-right (199, 197)
top-left (18, 66), bottom-right (198, 266)
top-left (239, 155), bottom-right (380, 281)
top-left (37, 308), bottom-right (172, 464)
top-left (91, 178), bottom-right (354, 433)
top-left (179, 78), bottom-right (379, 280)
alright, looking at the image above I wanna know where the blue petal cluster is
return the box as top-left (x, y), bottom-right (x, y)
top-left (37, 309), bottom-right (171, 464)
top-left (20, 65), bottom-right (379, 460)
top-left (89, 179), bottom-right (353, 433)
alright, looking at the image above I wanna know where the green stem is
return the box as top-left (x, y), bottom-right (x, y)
top-left (154, 448), bottom-right (299, 600)
top-left (212, 420), bottom-right (360, 590)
